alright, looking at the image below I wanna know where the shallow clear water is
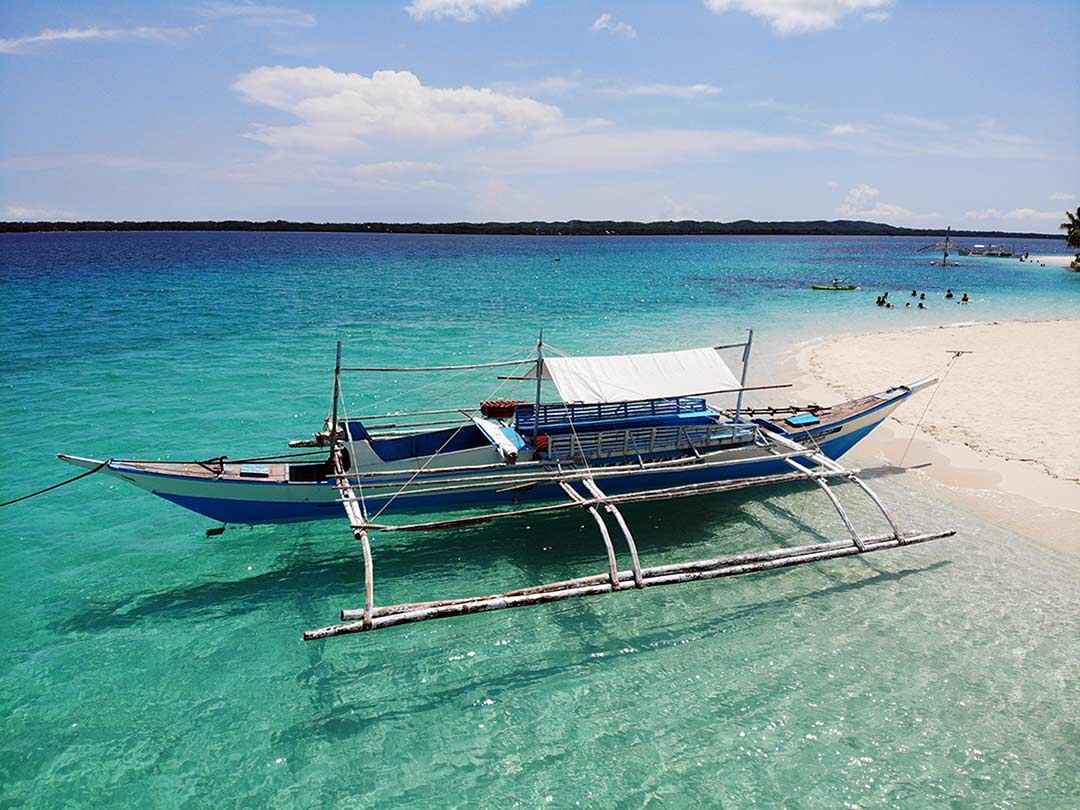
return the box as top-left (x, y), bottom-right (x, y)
top-left (2, 233), bottom-right (1078, 807)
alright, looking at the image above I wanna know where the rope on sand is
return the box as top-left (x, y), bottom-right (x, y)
top-left (899, 351), bottom-right (971, 467)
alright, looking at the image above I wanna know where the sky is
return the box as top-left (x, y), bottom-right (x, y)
top-left (1, 0), bottom-right (1077, 229)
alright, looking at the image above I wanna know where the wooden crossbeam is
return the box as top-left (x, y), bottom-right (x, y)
top-left (363, 467), bottom-right (855, 534)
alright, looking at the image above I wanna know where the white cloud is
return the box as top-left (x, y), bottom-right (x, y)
top-left (223, 155), bottom-right (455, 193)
top-left (492, 75), bottom-right (583, 96)
top-left (1050, 192), bottom-right (1075, 201)
top-left (405, 0), bottom-right (527, 22)
top-left (2, 205), bottom-right (80, 220)
top-left (490, 129), bottom-right (810, 174)
top-left (964, 207), bottom-right (1063, 222)
top-left (203, 3), bottom-right (317, 27)
top-left (0, 24), bottom-right (204, 54)
top-left (591, 13), bottom-right (638, 38)
top-left (349, 161), bottom-right (442, 175)
top-left (881, 113), bottom-right (948, 132)
top-left (820, 113), bottom-right (1044, 161)
top-left (232, 66), bottom-right (563, 148)
top-left (835, 183), bottom-right (939, 222)
top-left (496, 76), bottom-right (718, 100)
top-left (749, 98), bottom-right (805, 111)
top-left (863, 10), bottom-right (891, 21)
top-left (703, 0), bottom-right (893, 34)
top-left (660, 196), bottom-right (703, 220)
top-left (601, 82), bottom-right (720, 99)
top-left (836, 183), bottom-right (880, 211)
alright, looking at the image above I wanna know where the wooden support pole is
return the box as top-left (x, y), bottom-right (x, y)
top-left (582, 478), bottom-right (644, 588)
top-left (560, 481), bottom-right (621, 589)
top-left (766, 430), bottom-right (902, 545)
top-left (846, 474), bottom-right (901, 540)
top-left (734, 328), bottom-right (753, 423)
top-left (785, 457), bottom-right (866, 550)
top-left (333, 453), bottom-right (374, 628)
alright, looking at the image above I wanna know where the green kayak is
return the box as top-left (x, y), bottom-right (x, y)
top-left (811, 284), bottom-right (859, 291)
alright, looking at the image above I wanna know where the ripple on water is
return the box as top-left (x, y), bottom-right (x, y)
top-left (1, 232), bottom-right (1079, 807)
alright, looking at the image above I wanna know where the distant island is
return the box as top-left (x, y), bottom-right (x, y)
top-left (0, 218), bottom-right (1063, 239)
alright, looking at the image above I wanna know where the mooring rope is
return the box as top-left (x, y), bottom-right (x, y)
top-left (898, 351), bottom-right (969, 467)
top-left (0, 458), bottom-right (113, 508)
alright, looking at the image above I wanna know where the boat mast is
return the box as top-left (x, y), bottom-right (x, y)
top-left (733, 329), bottom-right (753, 423)
top-left (533, 329), bottom-right (544, 440)
top-left (329, 340), bottom-right (343, 450)
top-left (943, 226), bottom-right (951, 264)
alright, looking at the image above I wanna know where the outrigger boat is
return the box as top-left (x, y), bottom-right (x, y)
top-left (918, 226), bottom-right (963, 266)
top-left (59, 332), bottom-right (955, 639)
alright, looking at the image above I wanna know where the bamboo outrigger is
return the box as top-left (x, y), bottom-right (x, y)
top-left (59, 331), bottom-right (955, 639)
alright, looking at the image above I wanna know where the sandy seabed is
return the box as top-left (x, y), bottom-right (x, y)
top-left (792, 319), bottom-right (1080, 552)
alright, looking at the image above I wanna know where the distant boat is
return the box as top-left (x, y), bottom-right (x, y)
top-left (961, 243), bottom-right (1014, 258)
top-left (918, 227), bottom-right (961, 266)
top-left (812, 278), bottom-right (859, 290)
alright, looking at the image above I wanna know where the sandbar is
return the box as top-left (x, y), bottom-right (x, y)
top-left (790, 320), bottom-right (1080, 552)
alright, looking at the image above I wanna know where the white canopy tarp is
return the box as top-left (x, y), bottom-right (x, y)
top-left (540, 347), bottom-right (741, 404)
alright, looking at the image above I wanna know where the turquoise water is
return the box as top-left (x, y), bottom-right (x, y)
top-left (2, 233), bottom-right (1079, 807)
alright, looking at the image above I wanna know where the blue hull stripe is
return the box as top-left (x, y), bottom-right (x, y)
top-left (156, 420), bottom-right (882, 524)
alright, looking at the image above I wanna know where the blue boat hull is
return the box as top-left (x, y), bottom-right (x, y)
top-left (147, 418), bottom-right (883, 524)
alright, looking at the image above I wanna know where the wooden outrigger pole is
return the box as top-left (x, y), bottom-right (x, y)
top-left (305, 529), bottom-right (951, 639)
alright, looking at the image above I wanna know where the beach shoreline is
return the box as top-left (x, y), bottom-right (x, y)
top-left (781, 319), bottom-right (1080, 553)
top-left (1027, 253), bottom-right (1078, 268)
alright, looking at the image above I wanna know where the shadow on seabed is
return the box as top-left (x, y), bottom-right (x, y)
top-left (275, 559), bottom-right (952, 743)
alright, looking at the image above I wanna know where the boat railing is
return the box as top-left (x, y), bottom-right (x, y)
top-left (516, 397), bottom-right (709, 433)
top-left (546, 422), bottom-right (756, 463)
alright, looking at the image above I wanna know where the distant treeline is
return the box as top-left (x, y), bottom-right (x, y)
top-left (0, 218), bottom-right (1063, 239)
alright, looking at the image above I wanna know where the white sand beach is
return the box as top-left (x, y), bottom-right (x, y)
top-left (793, 320), bottom-right (1080, 551)
top-left (1027, 254), bottom-right (1079, 268)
